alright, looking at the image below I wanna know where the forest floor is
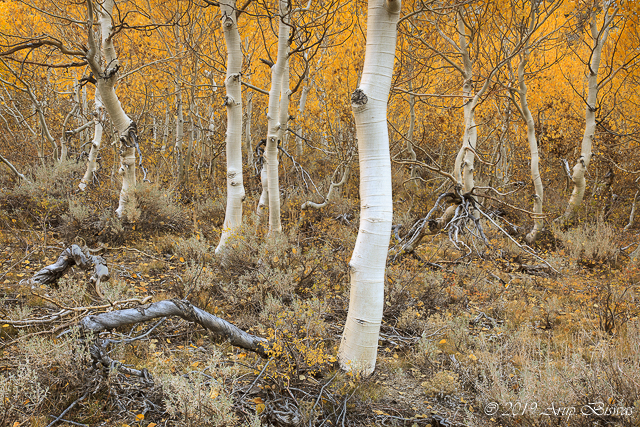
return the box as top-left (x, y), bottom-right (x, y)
top-left (1, 173), bottom-right (640, 427)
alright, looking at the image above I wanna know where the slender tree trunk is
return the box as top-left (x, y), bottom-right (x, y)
top-left (557, 8), bottom-right (613, 225)
top-left (263, 0), bottom-right (290, 234)
top-left (245, 92), bottom-right (253, 168)
top-left (175, 63), bottom-right (185, 185)
top-left (216, 0), bottom-right (245, 253)
top-left (79, 90), bottom-right (105, 191)
top-left (338, 0), bottom-right (400, 376)
top-left (406, 80), bottom-right (417, 185)
top-left (86, 0), bottom-right (137, 219)
top-left (516, 48), bottom-right (544, 243)
top-left (295, 72), bottom-right (311, 158)
top-left (0, 153), bottom-right (30, 182)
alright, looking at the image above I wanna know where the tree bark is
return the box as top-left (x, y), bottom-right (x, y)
top-left (338, 0), bottom-right (400, 376)
top-left (216, 0), bottom-right (246, 253)
top-left (79, 90), bottom-right (104, 191)
top-left (86, 0), bottom-right (137, 220)
top-left (80, 299), bottom-right (268, 357)
top-left (263, 0), bottom-right (290, 234)
top-left (557, 7), bottom-right (614, 225)
top-left (26, 245), bottom-right (109, 286)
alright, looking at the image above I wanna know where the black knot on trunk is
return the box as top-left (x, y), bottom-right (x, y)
top-left (351, 88), bottom-right (368, 106)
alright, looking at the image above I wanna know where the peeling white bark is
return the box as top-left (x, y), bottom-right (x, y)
top-left (216, 0), bottom-right (246, 254)
top-left (338, 0), bottom-right (400, 376)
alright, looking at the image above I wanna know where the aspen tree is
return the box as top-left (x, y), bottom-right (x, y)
top-left (216, 0), bottom-right (246, 253)
top-left (85, 0), bottom-right (138, 219)
top-left (262, 0), bottom-right (290, 234)
top-left (338, 0), bottom-right (400, 375)
top-left (557, 4), bottom-right (617, 225)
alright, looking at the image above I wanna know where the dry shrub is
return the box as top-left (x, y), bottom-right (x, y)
top-left (555, 221), bottom-right (618, 265)
top-left (422, 370), bottom-right (461, 397)
top-left (0, 331), bottom-right (93, 424)
top-left (1, 160), bottom-right (84, 227)
top-left (130, 183), bottom-right (191, 233)
top-left (195, 195), bottom-right (225, 228)
top-left (157, 351), bottom-right (240, 427)
top-left (471, 324), bottom-right (640, 426)
top-left (60, 206), bottom-right (126, 245)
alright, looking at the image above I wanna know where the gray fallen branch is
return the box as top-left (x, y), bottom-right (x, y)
top-left (80, 299), bottom-right (268, 357)
top-left (26, 244), bottom-right (110, 286)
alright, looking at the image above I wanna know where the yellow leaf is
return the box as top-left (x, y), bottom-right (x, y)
top-left (292, 247), bottom-right (297, 254)
top-left (135, 413), bottom-right (144, 421)
top-left (256, 403), bottom-right (266, 414)
top-left (439, 339), bottom-right (447, 345)
top-left (273, 256), bottom-right (279, 263)
top-left (166, 338), bottom-right (171, 343)
top-left (250, 397), bottom-right (264, 404)
top-left (2, 324), bottom-right (9, 328)
top-left (148, 424), bottom-right (157, 427)
top-left (179, 257), bottom-right (185, 262)
top-left (209, 388), bottom-right (219, 399)
top-left (468, 354), bottom-right (478, 361)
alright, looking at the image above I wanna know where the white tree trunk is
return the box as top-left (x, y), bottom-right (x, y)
top-left (79, 90), bottom-right (105, 191)
top-left (245, 92), bottom-right (254, 168)
top-left (263, 0), bottom-right (290, 234)
top-left (257, 166), bottom-right (269, 221)
top-left (452, 11), bottom-right (476, 194)
top-left (278, 60), bottom-right (291, 148)
top-left (175, 63), bottom-right (185, 185)
top-left (558, 8), bottom-right (613, 224)
top-left (516, 49), bottom-right (544, 243)
top-left (86, 0), bottom-right (136, 219)
top-left (216, 0), bottom-right (245, 254)
top-left (338, 0), bottom-right (399, 376)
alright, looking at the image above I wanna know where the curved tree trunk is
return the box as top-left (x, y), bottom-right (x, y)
top-left (516, 45), bottom-right (544, 244)
top-left (557, 8), bottom-right (613, 225)
top-left (216, 0), bottom-right (246, 253)
top-left (86, 0), bottom-right (137, 220)
top-left (338, 0), bottom-right (400, 376)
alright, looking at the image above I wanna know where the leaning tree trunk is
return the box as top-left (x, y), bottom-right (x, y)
top-left (79, 90), bottom-right (105, 191)
top-left (216, 0), bottom-right (246, 254)
top-left (86, 0), bottom-right (137, 219)
top-left (263, 0), bottom-right (290, 234)
top-left (338, 0), bottom-right (400, 376)
top-left (557, 8), bottom-right (612, 225)
top-left (516, 42), bottom-right (544, 243)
